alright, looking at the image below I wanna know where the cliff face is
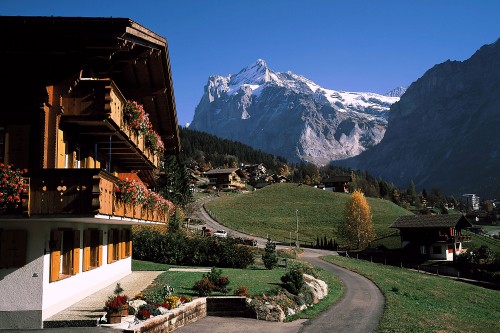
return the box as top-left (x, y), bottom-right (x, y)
top-left (336, 39), bottom-right (500, 197)
top-left (189, 60), bottom-right (399, 165)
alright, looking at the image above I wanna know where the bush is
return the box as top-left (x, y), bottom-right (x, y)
top-left (262, 238), bottom-right (278, 269)
top-left (133, 228), bottom-right (254, 268)
top-left (233, 286), bottom-right (250, 297)
top-left (136, 303), bottom-right (161, 320)
top-left (193, 268), bottom-right (231, 296)
top-left (193, 277), bottom-right (216, 296)
top-left (281, 268), bottom-right (304, 295)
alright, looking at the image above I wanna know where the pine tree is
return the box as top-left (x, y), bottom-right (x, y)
top-left (157, 155), bottom-right (193, 208)
top-left (262, 238), bottom-right (278, 269)
top-left (339, 189), bottom-right (375, 249)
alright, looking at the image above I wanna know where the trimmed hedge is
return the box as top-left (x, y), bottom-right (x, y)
top-left (133, 228), bottom-right (254, 268)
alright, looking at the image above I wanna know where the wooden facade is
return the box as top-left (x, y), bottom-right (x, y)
top-left (0, 16), bottom-right (179, 329)
top-left (204, 168), bottom-right (247, 190)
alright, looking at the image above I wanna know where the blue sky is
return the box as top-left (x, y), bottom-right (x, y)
top-left (2, 0), bottom-right (500, 126)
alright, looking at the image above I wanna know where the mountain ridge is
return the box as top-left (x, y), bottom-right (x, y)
top-left (189, 60), bottom-right (400, 165)
top-left (335, 38), bottom-right (500, 197)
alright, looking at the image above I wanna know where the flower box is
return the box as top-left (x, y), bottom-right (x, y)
top-left (106, 311), bottom-right (122, 324)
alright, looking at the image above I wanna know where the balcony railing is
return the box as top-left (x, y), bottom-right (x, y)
top-left (61, 79), bottom-right (161, 169)
top-left (19, 169), bottom-right (168, 223)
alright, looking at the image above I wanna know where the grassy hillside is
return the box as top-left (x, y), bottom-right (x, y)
top-left (324, 256), bottom-right (499, 333)
top-left (205, 183), bottom-right (412, 247)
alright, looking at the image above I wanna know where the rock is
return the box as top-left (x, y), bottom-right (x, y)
top-left (254, 302), bottom-right (286, 322)
top-left (128, 299), bottom-right (146, 314)
top-left (303, 274), bottom-right (328, 302)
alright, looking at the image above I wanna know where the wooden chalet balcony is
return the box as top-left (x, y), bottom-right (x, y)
top-left (61, 79), bottom-right (161, 170)
top-left (20, 169), bottom-right (168, 223)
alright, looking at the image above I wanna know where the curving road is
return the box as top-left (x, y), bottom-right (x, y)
top-left (176, 196), bottom-right (385, 333)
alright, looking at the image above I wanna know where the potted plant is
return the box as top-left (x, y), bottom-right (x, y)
top-left (104, 283), bottom-right (129, 324)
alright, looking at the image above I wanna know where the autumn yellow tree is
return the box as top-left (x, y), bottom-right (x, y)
top-left (339, 189), bottom-right (375, 249)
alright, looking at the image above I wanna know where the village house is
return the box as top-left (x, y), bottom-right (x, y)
top-left (322, 175), bottom-right (352, 193)
top-left (390, 215), bottom-right (472, 261)
top-left (204, 168), bottom-right (246, 190)
top-left (0, 16), bottom-right (179, 329)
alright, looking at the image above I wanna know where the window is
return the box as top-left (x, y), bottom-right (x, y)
top-left (107, 228), bottom-right (131, 264)
top-left (50, 229), bottom-right (80, 282)
top-left (107, 228), bottom-right (121, 264)
top-left (0, 229), bottom-right (27, 268)
top-left (432, 245), bottom-right (442, 255)
top-left (83, 229), bottom-right (103, 271)
top-left (122, 229), bottom-right (132, 258)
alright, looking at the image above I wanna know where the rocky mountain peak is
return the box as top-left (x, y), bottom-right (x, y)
top-left (190, 60), bottom-right (400, 165)
top-left (385, 86), bottom-right (407, 97)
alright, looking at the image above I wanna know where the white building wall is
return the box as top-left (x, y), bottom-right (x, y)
top-left (0, 220), bottom-right (132, 329)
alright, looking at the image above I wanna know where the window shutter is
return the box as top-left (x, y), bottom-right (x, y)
top-left (98, 230), bottom-right (103, 267)
top-left (0, 230), bottom-right (11, 268)
top-left (127, 230), bottom-right (132, 257)
top-left (72, 230), bottom-right (80, 275)
top-left (50, 230), bottom-right (62, 282)
top-left (0, 230), bottom-right (26, 268)
top-left (120, 229), bottom-right (126, 259)
top-left (12, 230), bottom-right (27, 267)
top-left (0, 229), bottom-right (3, 268)
top-left (83, 229), bottom-right (91, 272)
top-left (107, 229), bottom-right (114, 264)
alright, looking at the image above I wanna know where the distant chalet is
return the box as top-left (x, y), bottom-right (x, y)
top-left (322, 175), bottom-right (352, 193)
top-left (204, 168), bottom-right (246, 190)
top-left (391, 215), bottom-right (472, 261)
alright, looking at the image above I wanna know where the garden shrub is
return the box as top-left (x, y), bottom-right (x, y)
top-left (262, 238), bottom-right (278, 269)
top-left (136, 303), bottom-right (161, 320)
top-left (281, 267), bottom-right (304, 295)
top-left (233, 286), bottom-right (250, 297)
top-left (193, 268), bottom-right (231, 296)
top-left (193, 277), bottom-right (216, 296)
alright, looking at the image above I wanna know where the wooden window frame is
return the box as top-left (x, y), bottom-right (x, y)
top-left (49, 229), bottom-right (80, 283)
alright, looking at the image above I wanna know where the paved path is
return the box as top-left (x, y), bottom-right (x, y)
top-left (299, 255), bottom-right (384, 333)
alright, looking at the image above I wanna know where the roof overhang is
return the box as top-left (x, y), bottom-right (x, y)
top-left (0, 15), bottom-right (180, 154)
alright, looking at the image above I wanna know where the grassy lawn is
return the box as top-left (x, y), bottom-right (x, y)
top-left (205, 183), bottom-right (412, 248)
top-left (322, 256), bottom-right (500, 333)
top-left (133, 259), bottom-right (343, 320)
top-left (463, 230), bottom-right (500, 254)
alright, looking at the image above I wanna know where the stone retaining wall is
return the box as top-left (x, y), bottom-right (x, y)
top-left (124, 298), bottom-right (207, 333)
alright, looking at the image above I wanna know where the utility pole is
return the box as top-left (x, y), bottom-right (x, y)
top-left (295, 209), bottom-right (299, 248)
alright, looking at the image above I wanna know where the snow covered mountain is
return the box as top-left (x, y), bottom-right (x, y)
top-left (189, 59), bottom-right (400, 164)
top-left (385, 86), bottom-right (407, 97)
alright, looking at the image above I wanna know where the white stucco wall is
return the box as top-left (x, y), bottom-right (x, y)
top-left (1, 220), bottom-right (132, 328)
top-left (0, 221), bottom-right (45, 312)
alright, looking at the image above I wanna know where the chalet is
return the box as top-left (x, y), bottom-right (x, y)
top-left (322, 175), bottom-right (352, 193)
top-left (0, 16), bottom-right (179, 329)
top-left (391, 215), bottom-right (472, 261)
top-left (204, 168), bottom-right (246, 190)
